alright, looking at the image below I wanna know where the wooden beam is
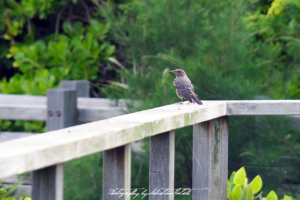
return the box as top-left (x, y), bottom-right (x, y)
top-left (78, 106), bottom-right (125, 122)
top-left (0, 94), bottom-right (46, 105)
top-left (2, 97), bottom-right (300, 121)
top-left (0, 101), bottom-right (226, 179)
top-left (0, 104), bottom-right (46, 121)
top-left (0, 132), bottom-right (33, 143)
top-left (103, 144), bottom-right (131, 200)
top-left (0, 94), bottom-right (126, 121)
top-left (192, 117), bottom-right (228, 200)
top-left (31, 164), bottom-right (63, 200)
top-left (149, 131), bottom-right (175, 200)
top-left (32, 89), bottom-right (77, 200)
top-left (226, 100), bottom-right (300, 115)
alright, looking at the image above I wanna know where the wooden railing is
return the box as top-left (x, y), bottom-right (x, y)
top-left (1, 82), bottom-right (300, 200)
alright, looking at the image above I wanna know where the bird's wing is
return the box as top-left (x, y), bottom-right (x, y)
top-left (174, 78), bottom-right (193, 102)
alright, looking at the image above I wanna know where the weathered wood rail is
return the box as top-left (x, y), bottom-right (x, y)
top-left (1, 82), bottom-right (300, 199)
top-left (0, 94), bottom-right (127, 122)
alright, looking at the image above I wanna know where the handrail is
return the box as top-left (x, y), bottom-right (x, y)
top-left (0, 101), bottom-right (226, 179)
top-left (1, 100), bottom-right (300, 178)
top-left (1, 97), bottom-right (300, 200)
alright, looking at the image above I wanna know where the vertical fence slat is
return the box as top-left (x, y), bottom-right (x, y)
top-left (192, 121), bottom-right (209, 200)
top-left (32, 89), bottom-right (77, 200)
top-left (192, 117), bottom-right (228, 200)
top-left (103, 144), bottom-right (131, 200)
top-left (149, 131), bottom-right (175, 200)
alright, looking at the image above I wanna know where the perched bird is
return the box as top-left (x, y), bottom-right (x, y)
top-left (169, 69), bottom-right (203, 105)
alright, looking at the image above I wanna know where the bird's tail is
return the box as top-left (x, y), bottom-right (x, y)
top-left (191, 93), bottom-right (203, 105)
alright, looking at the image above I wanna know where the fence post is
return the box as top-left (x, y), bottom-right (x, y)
top-left (31, 89), bottom-right (77, 200)
top-left (103, 144), bottom-right (131, 200)
top-left (149, 131), bottom-right (175, 200)
top-left (61, 80), bottom-right (89, 97)
top-left (192, 117), bottom-right (228, 200)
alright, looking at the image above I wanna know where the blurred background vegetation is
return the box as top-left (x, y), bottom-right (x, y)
top-left (1, 0), bottom-right (300, 199)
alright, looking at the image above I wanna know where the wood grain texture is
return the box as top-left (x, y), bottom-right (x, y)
top-left (192, 121), bottom-right (209, 200)
top-left (227, 100), bottom-right (300, 115)
top-left (103, 144), bottom-right (131, 200)
top-left (32, 89), bottom-right (77, 200)
top-left (0, 101), bottom-right (226, 178)
top-left (32, 165), bottom-right (56, 200)
top-left (149, 131), bottom-right (175, 200)
top-left (192, 117), bottom-right (228, 200)
top-left (30, 164), bottom-right (64, 200)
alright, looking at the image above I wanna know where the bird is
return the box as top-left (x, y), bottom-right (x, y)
top-left (169, 69), bottom-right (203, 105)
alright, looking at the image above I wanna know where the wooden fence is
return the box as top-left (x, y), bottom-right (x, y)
top-left (1, 81), bottom-right (300, 200)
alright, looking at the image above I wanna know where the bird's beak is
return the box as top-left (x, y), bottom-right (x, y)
top-left (169, 70), bottom-right (175, 74)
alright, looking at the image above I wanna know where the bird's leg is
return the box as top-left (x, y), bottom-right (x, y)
top-left (179, 98), bottom-right (183, 104)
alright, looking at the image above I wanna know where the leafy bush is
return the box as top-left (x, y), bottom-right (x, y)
top-left (228, 167), bottom-right (297, 200)
top-left (245, 0), bottom-right (300, 99)
top-left (1, 19), bottom-right (114, 95)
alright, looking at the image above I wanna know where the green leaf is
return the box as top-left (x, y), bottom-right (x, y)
top-left (282, 195), bottom-right (293, 200)
top-left (240, 185), bottom-right (254, 200)
top-left (232, 185), bottom-right (242, 200)
top-left (250, 175), bottom-right (263, 194)
top-left (233, 167), bottom-right (246, 186)
top-left (4, 34), bottom-right (10, 40)
top-left (0, 189), bottom-right (7, 196)
top-left (229, 172), bottom-right (236, 183)
top-left (63, 23), bottom-right (73, 36)
top-left (89, 19), bottom-right (103, 35)
top-left (228, 188), bottom-right (233, 200)
top-left (105, 45), bottom-right (115, 56)
top-left (228, 172), bottom-right (236, 192)
top-left (266, 191), bottom-right (278, 200)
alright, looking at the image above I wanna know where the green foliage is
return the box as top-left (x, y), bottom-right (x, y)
top-left (0, 0), bottom-right (67, 36)
top-left (0, 178), bottom-right (31, 200)
top-left (245, 0), bottom-right (300, 98)
top-left (228, 167), bottom-right (295, 200)
top-left (99, 0), bottom-right (300, 197)
top-left (64, 153), bottom-right (103, 200)
top-left (100, 0), bottom-right (282, 106)
top-left (1, 19), bottom-right (114, 95)
top-left (0, 120), bottom-right (45, 133)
